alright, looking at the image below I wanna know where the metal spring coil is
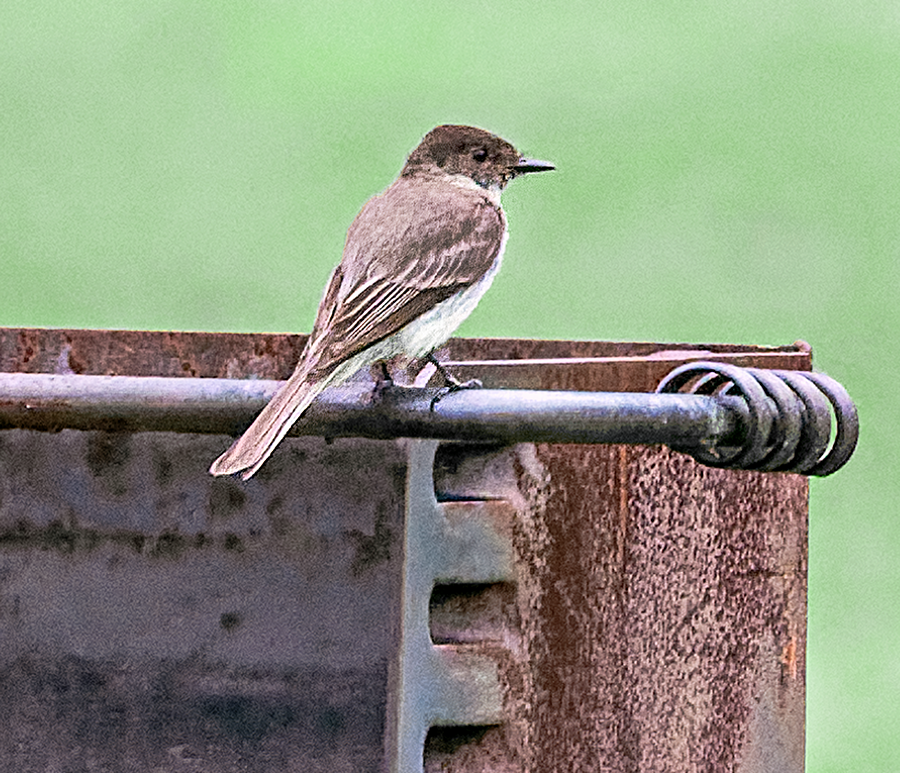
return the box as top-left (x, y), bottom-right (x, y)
top-left (657, 361), bottom-right (859, 476)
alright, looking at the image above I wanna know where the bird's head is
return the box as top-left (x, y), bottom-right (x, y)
top-left (402, 125), bottom-right (554, 191)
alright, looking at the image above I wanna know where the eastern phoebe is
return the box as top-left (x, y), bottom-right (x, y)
top-left (210, 124), bottom-right (554, 478)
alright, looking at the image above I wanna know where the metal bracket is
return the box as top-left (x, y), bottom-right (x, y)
top-left (386, 440), bottom-right (514, 773)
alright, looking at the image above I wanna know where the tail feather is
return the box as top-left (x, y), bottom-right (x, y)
top-left (209, 364), bottom-right (333, 479)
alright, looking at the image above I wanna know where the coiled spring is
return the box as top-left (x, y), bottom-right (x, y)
top-left (657, 361), bottom-right (859, 476)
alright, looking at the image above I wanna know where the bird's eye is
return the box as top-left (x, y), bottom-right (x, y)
top-left (472, 148), bottom-right (488, 163)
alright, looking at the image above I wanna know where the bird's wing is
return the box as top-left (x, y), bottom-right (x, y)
top-left (306, 264), bottom-right (344, 346)
top-left (305, 178), bottom-right (505, 370)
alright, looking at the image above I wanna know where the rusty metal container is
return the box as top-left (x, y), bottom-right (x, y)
top-left (0, 328), bottom-right (809, 772)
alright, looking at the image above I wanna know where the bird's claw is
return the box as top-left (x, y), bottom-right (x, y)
top-left (429, 378), bottom-right (483, 411)
top-left (371, 362), bottom-right (394, 402)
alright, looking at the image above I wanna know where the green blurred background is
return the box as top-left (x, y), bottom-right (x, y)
top-left (2, 1), bottom-right (896, 768)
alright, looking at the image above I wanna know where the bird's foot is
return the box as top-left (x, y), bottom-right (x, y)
top-left (371, 362), bottom-right (394, 402)
top-left (429, 378), bottom-right (483, 411)
top-left (428, 355), bottom-right (483, 411)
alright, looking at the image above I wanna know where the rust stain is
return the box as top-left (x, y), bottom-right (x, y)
top-left (0, 327), bottom-right (811, 383)
top-left (781, 636), bottom-right (798, 680)
top-left (618, 445), bottom-right (628, 571)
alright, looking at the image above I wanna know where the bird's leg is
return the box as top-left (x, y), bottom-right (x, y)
top-left (428, 353), bottom-right (482, 411)
top-left (371, 361), bottom-right (394, 401)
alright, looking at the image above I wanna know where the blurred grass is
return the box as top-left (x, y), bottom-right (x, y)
top-left (1, 1), bottom-right (898, 768)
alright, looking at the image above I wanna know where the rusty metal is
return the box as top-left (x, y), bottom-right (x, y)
top-left (0, 327), bottom-right (810, 383)
top-left (0, 328), bottom-right (820, 772)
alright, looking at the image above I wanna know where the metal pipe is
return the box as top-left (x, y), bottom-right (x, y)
top-left (0, 372), bottom-right (746, 447)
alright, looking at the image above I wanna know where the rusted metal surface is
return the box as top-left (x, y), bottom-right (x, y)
top-left (429, 447), bottom-right (806, 772)
top-left (0, 328), bottom-right (810, 771)
top-left (426, 338), bottom-right (809, 772)
top-left (0, 327), bottom-right (809, 383)
top-left (520, 445), bottom-right (805, 772)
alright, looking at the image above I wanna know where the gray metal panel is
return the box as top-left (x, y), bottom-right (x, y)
top-left (386, 440), bottom-right (516, 773)
top-left (0, 430), bottom-right (405, 772)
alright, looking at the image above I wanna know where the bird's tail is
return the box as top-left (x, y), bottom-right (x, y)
top-left (209, 363), bottom-right (333, 480)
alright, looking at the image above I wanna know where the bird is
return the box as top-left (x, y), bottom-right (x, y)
top-left (210, 124), bottom-right (554, 479)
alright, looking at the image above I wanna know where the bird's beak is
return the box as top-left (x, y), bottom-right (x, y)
top-left (513, 157), bottom-right (555, 175)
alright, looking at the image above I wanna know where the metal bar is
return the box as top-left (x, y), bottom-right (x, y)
top-left (0, 372), bottom-right (745, 447)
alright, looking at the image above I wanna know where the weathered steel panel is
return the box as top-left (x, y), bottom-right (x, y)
top-left (0, 327), bottom-right (809, 382)
top-left (0, 328), bottom-right (810, 771)
top-left (430, 441), bottom-right (807, 772)
top-left (427, 338), bottom-right (809, 772)
top-left (0, 429), bottom-right (405, 772)
top-left (522, 445), bottom-right (806, 772)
